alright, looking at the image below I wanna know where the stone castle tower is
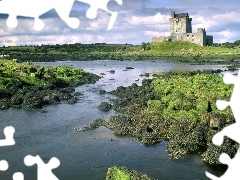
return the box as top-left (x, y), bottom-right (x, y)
top-left (152, 11), bottom-right (213, 46)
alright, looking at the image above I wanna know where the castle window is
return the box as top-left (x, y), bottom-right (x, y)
top-left (192, 35), bottom-right (194, 37)
top-left (187, 35), bottom-right (189, 37)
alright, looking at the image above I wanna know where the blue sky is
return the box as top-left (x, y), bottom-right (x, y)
top-left (0, 0), bottom-right (240, 46)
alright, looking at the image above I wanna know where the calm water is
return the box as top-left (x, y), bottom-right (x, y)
top-left (0, 60), bottom-right (229, 180)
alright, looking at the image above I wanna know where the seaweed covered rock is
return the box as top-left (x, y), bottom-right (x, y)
top-left (67, 97), bottom-right (78, 104)
top-left (74, 118), bottom-right (107, 132)
top-left (11, 92), bottom-right (24, 107)
top-left (98, 102), bottom-right (112, 111)
top-left (106, 166), bottom-right (154, 180)
top-left (0, 98), bottom-right (11, 109)
top-left (0, 60), bottom-right (101, 110)
top-left (22, 91), bottom-right (43, 110)
top-left (201, 113), bottom-right (238, 165)
top-left (109, 81), bottom-right (155, 113)
top-left (167, 119), bottom-right (208, 159)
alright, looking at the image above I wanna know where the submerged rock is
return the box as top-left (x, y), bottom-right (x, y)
top-left (99, 90), bottom-right (107, 94)
top-left (74, 118), bottom-right (107, 132)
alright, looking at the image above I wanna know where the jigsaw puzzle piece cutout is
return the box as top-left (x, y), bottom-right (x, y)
top-left (53, 0), bottom-right (80, 29)
top-left (0, 126), bottom-right (15, 146)
top-left (0, 160), bottom-right (8, 171)
top-left (0, 0), bottom-right (79, 30)
top-left (220, 73), bottom-right (240, 121)
top-left (76, 0), bottom-right (122, 30)
top-left (24, 155), bottom-right (60, 180)
top-left (213, 72), bottom-right (240, 146)
top-left (212, 122), bottom-right (240, 146)
top-left (206, 149), bottom-right (240, 180)
top-left (0, 0), bottom-right (54, 30)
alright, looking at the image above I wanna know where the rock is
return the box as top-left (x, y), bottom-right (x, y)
top-left (210, 117), bottom-right (220, 130)
top-left (126, 66), bottom-right (134, 70)
top-left (59, 87), bottom-right (75, 93)
top-left (41, 90), bottom-right (61, 105)
top-left (74, 118), bottom-right (106, 132)
top-left (99, 90), bottom-right (107, 94)
top-left (60, 92), bottom-right (73, 100)
top-left (0, 98), bottom-right (11, 109)
top-left (22, 92), bottom-right (42, 110)
top-left (11, 93), bottom-right (24, 107)
top-left (109, 70), bottom-right (115, 74)
top-left (67, 97), bottom-right (78, 104)
top-left (98, 102), bottom-right (112, 111)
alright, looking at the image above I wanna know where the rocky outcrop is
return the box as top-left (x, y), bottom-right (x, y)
top-left (76, 71), bottom-right (238, 165)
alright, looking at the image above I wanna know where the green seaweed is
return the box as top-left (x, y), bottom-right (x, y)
top-left (0, 59), bottom-right (96, 90)
top-left (148, 73), bottom-right (233, 122)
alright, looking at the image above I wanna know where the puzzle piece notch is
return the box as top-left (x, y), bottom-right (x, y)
top-left (77, 0), bottom-right (123, 30)
top-left (24, 155), bottom-right (60, 180)
top-left (206, 149), bottom-right (240, 180)
top-left (0, 126), bottom-right (15, 146)
top-left (0, 0), bottom-right (80, 31)
top-left (213, 72), bottom-right (240, 146)
top-left (216, 72), bottom-right (240, 121)
top-left (12, 172), bottom-right (24, 180)
top-left (206, 71), bottom-right (240, 179)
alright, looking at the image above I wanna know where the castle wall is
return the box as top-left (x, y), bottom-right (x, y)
top-left (170, 12), bottom-right (192, 35)
top-left (152, 11), bottom-right (213, 46)
top-left (152, 36), bottom-right (171, 42)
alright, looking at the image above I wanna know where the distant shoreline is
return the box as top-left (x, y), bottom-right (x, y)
top-left (1, 41), bottom-right (240, 62)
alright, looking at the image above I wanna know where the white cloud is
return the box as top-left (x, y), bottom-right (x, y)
top-left (144, 31), bottom-right (170, 37)
top-left (126, 13), bottom-right (169, 25)
top-left (97, 35), bottom-right (106, 42)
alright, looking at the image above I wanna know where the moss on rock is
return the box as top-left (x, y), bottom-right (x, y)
top-left (106, 166), bottom-right (154, 180)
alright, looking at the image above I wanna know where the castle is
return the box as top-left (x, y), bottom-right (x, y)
top-left (152, 11), bottom-right (213, 46)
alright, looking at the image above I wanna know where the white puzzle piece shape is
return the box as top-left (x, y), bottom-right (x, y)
top-left (24, 155), bottom-right (60, 180)
top-left (0, 126), bottom-right (15, 146)
top-left (0, 0), bottom-right (123, 30)
top-left (206, 72), bottom-right (240, 179)
top-left (0, 160), bottom-right (8, 171)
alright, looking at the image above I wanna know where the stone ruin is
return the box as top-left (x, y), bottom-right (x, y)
top-left (152, 11), bottom-right (213, 46)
